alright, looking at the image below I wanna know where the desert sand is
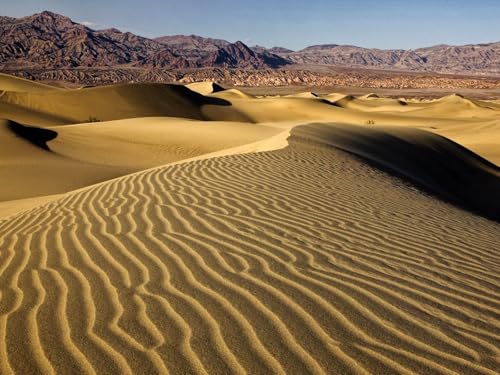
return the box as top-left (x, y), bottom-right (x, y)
top-left (0, 74), bottom-right (499, 374)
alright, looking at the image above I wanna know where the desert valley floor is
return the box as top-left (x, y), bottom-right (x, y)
top-left (0, 73), bottom-right (499, 374)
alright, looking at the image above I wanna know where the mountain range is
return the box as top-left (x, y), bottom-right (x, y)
top-left (1, 11), bottom-right (500, 76)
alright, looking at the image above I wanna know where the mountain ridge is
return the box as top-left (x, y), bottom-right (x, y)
top-left (1, 11), bottom-right (500, 75)
top-left (0, 11), bottom-right (288, 70)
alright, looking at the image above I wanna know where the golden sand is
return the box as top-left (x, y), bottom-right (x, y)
top-left (0, 74), bottom-right (499, 374)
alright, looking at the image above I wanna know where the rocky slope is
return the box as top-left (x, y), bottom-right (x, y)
top-left (1, 10), bottom-right (499, 80)
top-left (155, 34), bottom-right (229, 61)
top-left (0, 11), bottom-right (288, 70)
top-left (415, 43), bottom-right (500, 75)
top-left (252, 45), bottom-right (294, 54)
top-left (280, 43), bottom-right (500, 75)
top-left (11, 68), bottom-right (500, 90)
top-left (201, 41), bottom-right (290, 69)
top-left (0, 11), bottom-right (192, 69)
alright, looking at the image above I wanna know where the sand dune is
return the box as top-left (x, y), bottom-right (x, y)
top-left (0, 119), bottom-right (131, 202)
top-left (186, 81), bottom-right (225, 96)
top-left (324, 93), bottom-right (349, 102)
top-left (295, 123), bottom-right (500, 220)
top-left (0, 118), bottom-right (284, 206)
top-left (1, 124), bottom-right (499, 374)
top-left (210, 88), bottom-right (254, 99)
top-left (0, 83), bottom-right (249, 126)
top-left (206, 90), bottom-right (500, 164)
top-left (358, 93), bottom-right (380, 99)
top-left (333, 95), bottom-right (416, 113)
top-left (284, 92), bottom-right (320, 99)
top-left (0, 72), bottom-right (60, 92)
top-left (1, 74), bottom-right (499, 374)
top-left (48, 117), bottom-right (284, 168)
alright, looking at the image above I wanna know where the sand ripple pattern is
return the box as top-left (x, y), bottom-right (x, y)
top-left (0, 128), bottom-right (499, 374)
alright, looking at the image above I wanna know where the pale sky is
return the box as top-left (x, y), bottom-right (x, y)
top-left (2, 0), bottom-right (499, 50)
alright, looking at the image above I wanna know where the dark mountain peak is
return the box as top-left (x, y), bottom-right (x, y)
top-left (28, 10), bottom-right (75, 25)
top-left (38, 10), bottom-right (62, 17)
top-left (154, 34), bottom-right (230, 64)
top-left (202, 40), bottom-right (290, 69)
top-left (232, 40), bottom-right (251, 49)
top-left (224, 41), bottom-right (257, 58)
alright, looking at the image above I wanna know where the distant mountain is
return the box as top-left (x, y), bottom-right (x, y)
top-left (202, 41), bottom-right (290, 69)
top-left (268, 46), bottom-right (294, 54)
top-left (154, 37), bottom-right (290, 68)
top-left (414, 43), bottom-right (500, 75)
top-left (155, 34), bottom-right (230, 51)
top-left (0, 11), bottom-right (499, 75)
top-left (283, 43), bottom-right (500, 75)
top-left (154, 34), bottom-right (230, 62)
top-left (284, 45), bottom-right (426, 71)
top-left (251, 45), bottom-right (294, 54)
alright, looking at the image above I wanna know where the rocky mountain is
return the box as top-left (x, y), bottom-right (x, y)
top-left (284, 45), bottom-right (428, 71)
top-left (153, 37), bottom-right (290, 68)
top-left (202, 41), bottom-right (290, 69)
top-left (12, 67), bottom-right (500, 91)
top-left (281, 43), bottom-right (500, 75)
top-left (415, 43), bottom-right (500, 75)
top-left (0, 11), bottom-right (189, 69)
top-left (251, 45), bottom-right (294, 54)
top-left (0, 11), bottom-right (499, 76)
top-left (155, 34), bottom-right (229, 62)
top-left (0, 12), bottom-right (289, 70)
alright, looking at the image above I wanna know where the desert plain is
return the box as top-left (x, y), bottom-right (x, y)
top-left (0, 72), bottom-right (499, 374)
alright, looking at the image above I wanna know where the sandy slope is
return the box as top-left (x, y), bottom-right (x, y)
top-left (0, 83), bottom-right (250, 126)
top-left (0, 119), bottom-right (131, 202)
top-left (186, 82), bottom-right (225, 96)
top-left (0, 117), bottom-right (285, 213)
top-left (0, 74), bottom-right (499, 374)
top-left (0, 73), bottom-right (61, 92)
top-left (204, 91), bottom-right (500, 165)
top-left (48, 117), bottom-right (284, 168)
top-left (297, 123), bottom-right (500, 220)
top-left (0, 124), bottom-right (499, 374)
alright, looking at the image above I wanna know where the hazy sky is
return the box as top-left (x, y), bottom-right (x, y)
top-left (2, 0), bottom-right (500, 50)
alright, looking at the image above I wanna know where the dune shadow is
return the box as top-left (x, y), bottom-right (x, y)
top-left (169, 84), bottom-right (233, 107)
top-left (293, 123), bottom-right (500, 222)
top-left (7, 121), bottom-right (57, 151)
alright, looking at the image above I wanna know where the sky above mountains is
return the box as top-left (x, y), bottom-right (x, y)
top-left (3, 0), bottom-right (500, 50)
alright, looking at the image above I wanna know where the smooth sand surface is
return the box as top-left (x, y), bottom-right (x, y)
top-left (0, 74), bottom-right (499, 374)
top-left (0, 73), bottom-right (61, 92)
top-left (186, 82), bottom-right (225, 96)
top-left (0, 82), bottom-right (250, 126)
top-left (48, 117), bottom-right (284, 169)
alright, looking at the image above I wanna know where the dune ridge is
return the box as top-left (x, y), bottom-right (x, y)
top-left (294, 124), bottom-right (500, 221)
top-left (0, 73), bottom-right (61, 92)
top-left (0, 82), bottom-right (250, 126)
top-left (1, 124), bottom-right (499, 374)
